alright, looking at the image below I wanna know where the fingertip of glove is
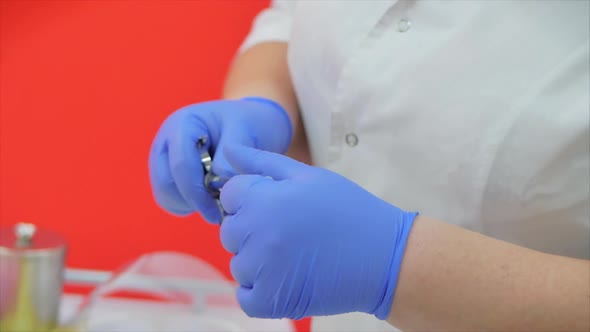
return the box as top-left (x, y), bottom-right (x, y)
top-left (163, 206), bottom-right (193, 218)
top-left (199, 204), bottom-right (223, 225)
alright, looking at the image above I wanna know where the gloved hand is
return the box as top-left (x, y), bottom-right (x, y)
top-left (219, 145), bottom-right (418, 320)
top-left (148, 97), bottom-right (292, 223)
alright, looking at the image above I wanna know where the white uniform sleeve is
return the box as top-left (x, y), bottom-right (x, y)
top-left (238, 0), bottom-right (296, 54)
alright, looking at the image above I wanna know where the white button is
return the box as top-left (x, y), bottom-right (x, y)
top-left (345, 133), bottom-right (358, 147)
top-left (398, 19), bottom-right (411, 32)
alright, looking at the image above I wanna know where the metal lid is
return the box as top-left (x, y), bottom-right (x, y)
top-left (0, 222), bottom-right (67, 252)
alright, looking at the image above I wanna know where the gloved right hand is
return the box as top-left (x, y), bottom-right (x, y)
top-left (148, 97), bottom-right (292, 223)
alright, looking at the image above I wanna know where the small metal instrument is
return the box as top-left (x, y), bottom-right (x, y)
top-left (196, 136), bottom-right (228, 221)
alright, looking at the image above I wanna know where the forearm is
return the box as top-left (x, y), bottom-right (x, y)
top-left (223, 42), bottom-right (310, 164)
top-left (388, 216), bottom-right (590, 331)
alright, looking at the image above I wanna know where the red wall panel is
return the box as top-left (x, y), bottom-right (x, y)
top-left (0, 1), bottom-right (310, 330)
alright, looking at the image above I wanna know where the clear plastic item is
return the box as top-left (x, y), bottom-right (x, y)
top-left (64, 252), bottom-right (294, 332)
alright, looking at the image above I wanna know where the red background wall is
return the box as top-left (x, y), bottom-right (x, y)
top-left (0, 1), bottom-right (309, 330)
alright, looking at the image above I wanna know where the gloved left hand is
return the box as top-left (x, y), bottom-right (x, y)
top-left (148, 97), bottom-right (292, 223)
top-left (219, 145), bottom-right (418, 320)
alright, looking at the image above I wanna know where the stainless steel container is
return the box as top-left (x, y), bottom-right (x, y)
top-left (0, 223), bottom-right (67, 332)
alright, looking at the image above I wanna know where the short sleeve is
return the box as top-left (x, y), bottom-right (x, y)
top-left (238, 0), bottom-right (296, 54)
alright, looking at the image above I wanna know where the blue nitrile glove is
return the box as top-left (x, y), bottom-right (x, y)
top-left (148, 98), bottom-right (292, 223)
top-left (219, 145), bottom-right (418, 320)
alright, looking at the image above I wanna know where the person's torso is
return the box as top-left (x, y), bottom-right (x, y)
top-left (287, 0), bottom-right (589, 261)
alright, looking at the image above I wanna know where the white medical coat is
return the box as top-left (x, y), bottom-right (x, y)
top-left (239, 1), bottom-right (590, 331)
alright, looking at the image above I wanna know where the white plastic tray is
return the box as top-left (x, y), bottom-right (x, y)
top-left (61, 252), bottom-right (294, 332)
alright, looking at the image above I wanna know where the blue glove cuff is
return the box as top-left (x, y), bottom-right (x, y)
top-left (241, 96), bottom-right (294, 154)
top-left (372, 211), bottom-right (419, 320)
